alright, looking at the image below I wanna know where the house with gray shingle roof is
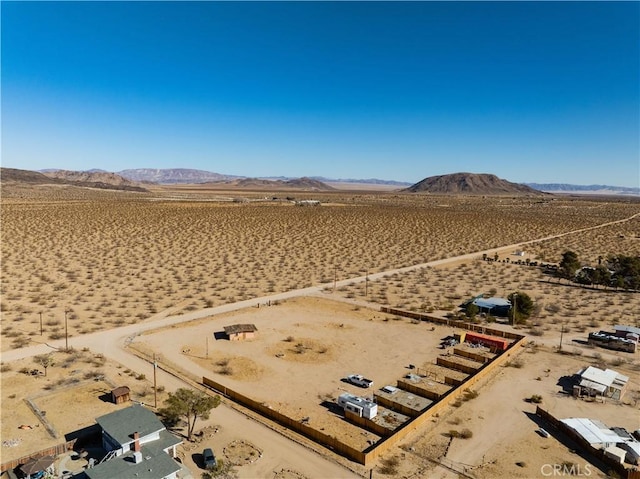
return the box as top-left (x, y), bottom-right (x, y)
top-left (85, 404), bottom-right (182, 479)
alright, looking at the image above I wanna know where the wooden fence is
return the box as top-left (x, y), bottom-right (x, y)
top-left (445, 376), bottom-right (464, 387)
top-left (361, 333), bottom-right (525, 465)
top-left (1, 439), bottom-right (77, 473)
top-left (204, 324), bottom-right (525, 467)
top-left (202, 376), bottom-right (366, 464)
top-left (345, 410), bottom-right (394, 437)
top-left (396, 379), bottom-right (443, 401)
top-left (200, 307), bottom-right (526, 467)
top-left (380, 307), bottom-right (524, 340)
top-left (372, 394), bottom-right (423, 418)
top-left (536, 406), bottom-right (640, 479)
top-left (453, 348), bottom-right (491, 363)
top-left (436, 357), bottom-right (481, 375)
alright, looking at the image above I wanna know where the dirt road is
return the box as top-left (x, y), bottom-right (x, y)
top-left (5, 211), bottom-right (637, 364)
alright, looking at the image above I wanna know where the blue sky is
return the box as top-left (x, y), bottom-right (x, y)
top-left (2, 1), bottom-right (639, 186)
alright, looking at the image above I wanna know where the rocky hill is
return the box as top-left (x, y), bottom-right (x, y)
top-left (1, 168), bottom-right (148, 192)
top-left (404, 173), bottom-right (542, 195)
top-left (1, 168), bottom-right (66, 185)
top-left (43, 169), bottom-right (140, 187)
top-left (118, 168), bottom-right (237, 184)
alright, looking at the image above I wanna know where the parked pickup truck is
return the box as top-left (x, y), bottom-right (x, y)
top-left (346, 374), bottom-right (373, 388)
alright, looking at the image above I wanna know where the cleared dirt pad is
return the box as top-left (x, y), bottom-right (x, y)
top-left (134, 296), bottom-right (464, 450)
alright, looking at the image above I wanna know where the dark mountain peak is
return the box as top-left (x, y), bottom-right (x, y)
top-left (404, 172), bottom-right (542, 195)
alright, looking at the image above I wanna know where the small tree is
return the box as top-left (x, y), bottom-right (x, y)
top-left (34, 353), bottom-right (55, 377)
top-left (508, 292), bottom-right (534, 324)
top-left (559, 251), bottom-right (580, 280)
top-left (465, 303), bottom-right (479, 320)
top-left (160, 388), bottom-right (220, 441)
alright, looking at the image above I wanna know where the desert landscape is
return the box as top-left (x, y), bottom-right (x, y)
top-left (2, 176), bottom-right (640, 479)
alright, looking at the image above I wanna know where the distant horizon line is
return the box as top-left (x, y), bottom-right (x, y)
top-left (2, 165), bottom-right (638, 190)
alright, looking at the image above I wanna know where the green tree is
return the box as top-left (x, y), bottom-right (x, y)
top-left (508, 292), bottom-right (534, 324)
top-left (34, 353), bottom-right (55, 377)
top-left (160, 388), bottom-right (220, 441)
top-left (592, 265), bottom-right (611, 288)
top-left (559, 251), bottom-right (580, 280)
top-left (465, 302), bottom-right (479, 320)
top-left (608, 254), bottom-right (640, 290)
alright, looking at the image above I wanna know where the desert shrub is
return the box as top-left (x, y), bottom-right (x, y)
top-left (463, 389), bottom-right (478, 401)
top-left (529, 394), bottom-right (543, 404)
top-left (0, 363), bottom-right (12, 372)
top-left (284, 336), bottom-right (295, 343)
top-left (379, 456), bottom-right (400, 475)
top-left (136, 373), bottom-right (146, 381)
top-left (219, 366), bottom-right (233, 375)
top-left (609, 357), bottom-right (624, 367)
top-left (529, 328), bottom-right (544, 336)
top-left (459, 428), bottom-right (473, 439)
top-left (515, 461), bottom-right (527, 468)
top-left (216, 359), bottom-right (229, 367)
top-left (84, 370), bottom-right (104, 380)
top-left (505, 358), bottom-right (523, 368)
top-left (12, 337), bottom-right (30, 348)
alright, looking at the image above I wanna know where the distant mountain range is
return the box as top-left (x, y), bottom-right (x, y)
top-left (3, 167), bottom-right (635, 196)
top-left (524, 183), bottom-right (639, 195)
top-left (1, 168), bottom-right (148, 192)
top-left (405, 173), bottom-right (542, 195)
top-left (227, 177), bottom-right (335, 190)
top-left (118, 168), bottom-right (240, 184)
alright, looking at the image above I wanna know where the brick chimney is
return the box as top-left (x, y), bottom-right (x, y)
top-left (133, 432), bottom-right (140, 453)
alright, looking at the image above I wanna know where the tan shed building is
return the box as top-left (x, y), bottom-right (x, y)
top-left (224, 324), bottom-right (258, 341)
top-left (110, 386), bottom-right (131, 404)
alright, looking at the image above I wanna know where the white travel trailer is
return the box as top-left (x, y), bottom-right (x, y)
top-left (337, 393), bottom-right (378, 419)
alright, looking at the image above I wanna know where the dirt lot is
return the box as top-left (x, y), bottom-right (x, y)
top-left (133, 296), bottom-right (472, 450)
top-left (391, 345), bottom-right (640, 479)
top-left (0, 349), bottom-right (166, 464)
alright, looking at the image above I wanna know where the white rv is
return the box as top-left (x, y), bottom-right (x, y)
top-left (337, 393), bottom-right (378, 419)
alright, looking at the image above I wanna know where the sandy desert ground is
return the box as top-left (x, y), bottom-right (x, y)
top-left (131, 296), bottom-right (492, 450)
top-left (2, 185), bottom-right (639, 478)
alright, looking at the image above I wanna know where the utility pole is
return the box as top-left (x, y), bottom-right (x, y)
top-left (64, 309), bottom-right (69, 351)
top-left (365, 270), bottom-right (369, 297)
top-left (559, 322), bottom-right (565, 352)
top-left (153, 354), bottom-right (158, 408)
top-left (39, 311), bottom-right (43, 336)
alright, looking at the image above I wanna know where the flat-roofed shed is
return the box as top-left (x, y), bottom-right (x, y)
top-left (224, 324), bottom-right (258, 341)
